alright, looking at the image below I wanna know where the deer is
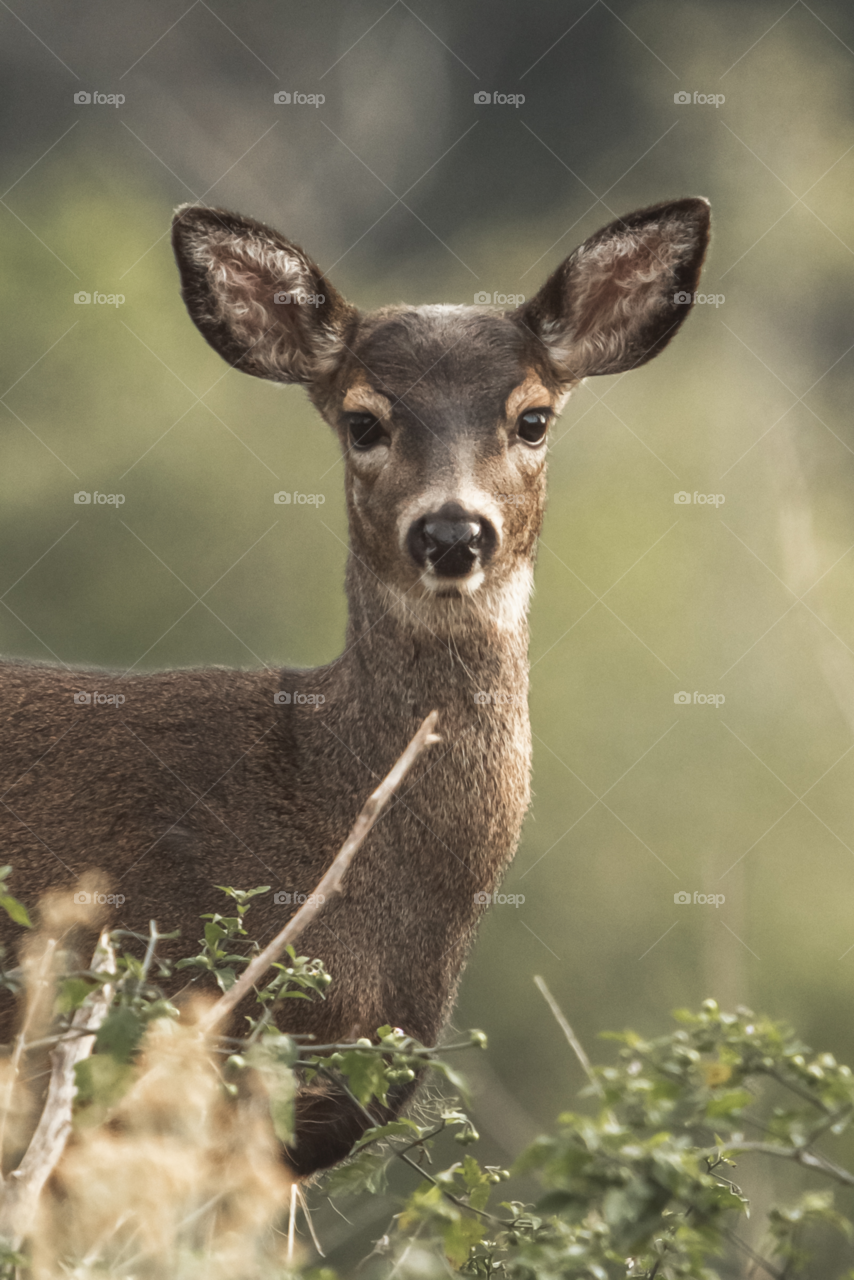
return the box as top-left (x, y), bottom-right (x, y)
top-left (0, 196), bottom-right (710, 1177)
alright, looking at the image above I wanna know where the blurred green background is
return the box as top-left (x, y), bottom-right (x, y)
top-left (3, 0), bottom-right (854, 1270)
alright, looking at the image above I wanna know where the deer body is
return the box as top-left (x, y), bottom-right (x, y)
top-left (0, 197), bottom-right (710, 1174)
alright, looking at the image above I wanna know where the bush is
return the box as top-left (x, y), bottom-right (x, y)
top-left (1, 878), bottom-right (854, 1278)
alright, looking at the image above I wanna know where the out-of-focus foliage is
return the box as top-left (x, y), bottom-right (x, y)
top-left (4, 881), bottom-right (854, 1278)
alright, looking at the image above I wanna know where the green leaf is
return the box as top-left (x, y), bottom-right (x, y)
top-left (323, 1149), bottom-right (390, 1197)
top-left (352, 1118), bottom-right (425, 1151)
top-left (245, 1041), bottom-right (297, 1143)
top-left (442, 1211), bottom-right (485, 1268)
top-left (705, 1088), bottom-right (754, 1119)
top-left (0, 892), bottom-right (31, 929)
top-left (95, 1007), bottom-right (143, 1063)
top-left (56, 976), bottom-right (98, 1015)
top-left (74, 1055), bottom-right (134, 1116)
top-left (334, 1050), bottom-right (390, 1107)
top-left (427, 1059), bottom-right (471, 1103)
top-left (214, 967), bottom-right (237, 993)
top-left (204, 921), bottom-right (225, 949)
top-left (460, 1154), bottom-right (492, 1213)
top-left (267, 1073), bottom-right (296, 1144)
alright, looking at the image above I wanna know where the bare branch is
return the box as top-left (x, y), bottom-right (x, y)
top-left (712, 1140), bottom-right (854, 1189)
top-left (0, 931), bottom-right (115, 1245)
top-left (534, 975), bottom-right (603, 1097)
top-left (0, 938), bottom-right (58, 1178)
top-left (199, 711), bottom-right (441, 1035)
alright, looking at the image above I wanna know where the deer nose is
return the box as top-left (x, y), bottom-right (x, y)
top-left (407, 504), bottom-right (495, 578)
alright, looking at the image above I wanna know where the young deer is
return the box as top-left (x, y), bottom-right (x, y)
top-left (0, 197), bottom-right (710, 1175)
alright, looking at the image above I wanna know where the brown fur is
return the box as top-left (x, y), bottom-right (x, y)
top-left (0, 197), bottom-right (710, 1176)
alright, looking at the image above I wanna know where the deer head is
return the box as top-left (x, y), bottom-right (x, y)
top-left (172, 198), bottom-right (710, 639)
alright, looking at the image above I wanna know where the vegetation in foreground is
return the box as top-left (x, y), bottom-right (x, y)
top-left (0, 875), bottom-right (851, 1277)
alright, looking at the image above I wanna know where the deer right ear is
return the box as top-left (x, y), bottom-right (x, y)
top-left (512, 197), bottom-right (711, 382)
top-left (171, 205), bottom-right (357, 384)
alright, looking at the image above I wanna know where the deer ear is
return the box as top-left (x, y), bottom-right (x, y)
top-left (512, 197), bottom-right (710, 381)
top-left (171, 205), bottom-right (357, 384)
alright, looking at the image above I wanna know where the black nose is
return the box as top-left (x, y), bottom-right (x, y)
top-left (407, 503), bottom-right (495, 578)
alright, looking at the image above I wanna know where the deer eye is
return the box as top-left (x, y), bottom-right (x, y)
top-left (347, 413), bottom-right (387, 451)
top-left (517, 408), bottom-right (551, 445)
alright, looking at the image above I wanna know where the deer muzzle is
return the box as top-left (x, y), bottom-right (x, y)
top-left (406, 502), bottom-right (497, 580)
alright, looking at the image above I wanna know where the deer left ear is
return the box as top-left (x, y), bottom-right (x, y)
top-left (512, 197), bottom-right (711, 382)
top-left (171, 205), bottom-right (357, 385)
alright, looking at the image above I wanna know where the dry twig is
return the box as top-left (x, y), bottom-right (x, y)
top-left (0, 930), bottom-right (115, 1245)
top-left (199, 711), bottom-right (441, 1035)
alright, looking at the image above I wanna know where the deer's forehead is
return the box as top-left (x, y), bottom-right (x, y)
top-left (342, 307), bottom-right (538, 413)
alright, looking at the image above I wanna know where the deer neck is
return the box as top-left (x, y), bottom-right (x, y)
top-left (340, 554), bottom-right (533, 722)
top-left (282, 555), bottom-right (534, 1045)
